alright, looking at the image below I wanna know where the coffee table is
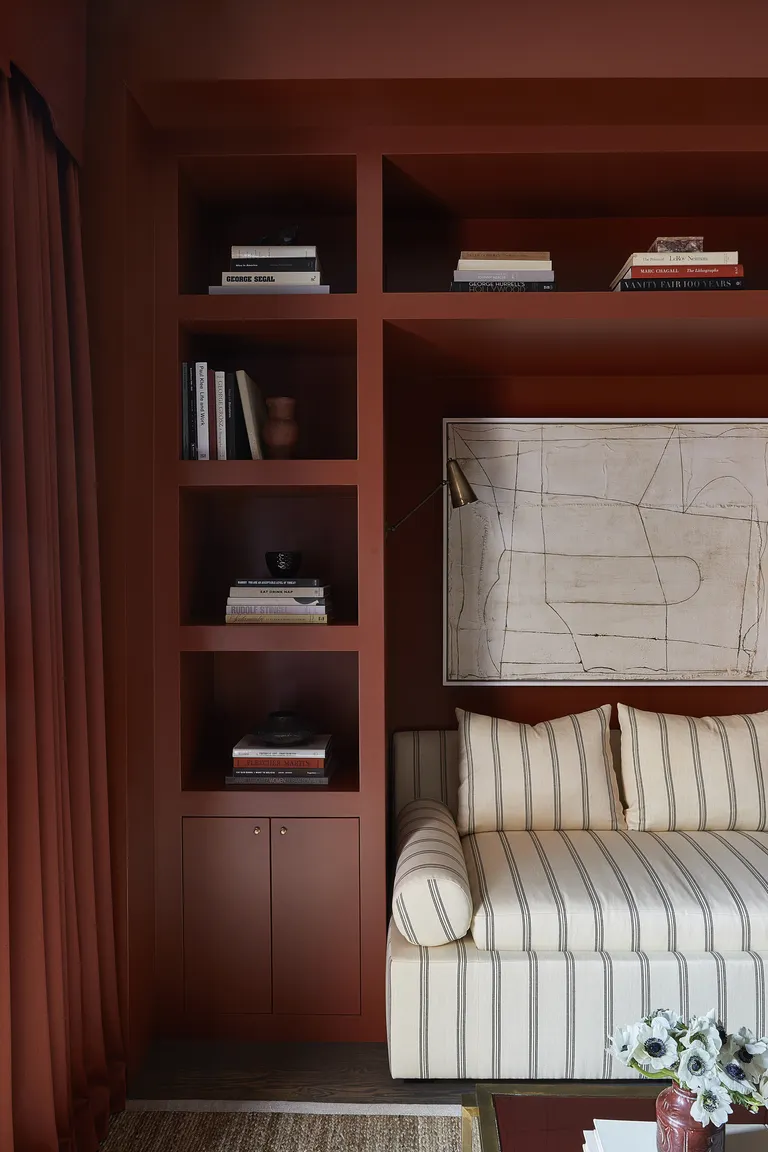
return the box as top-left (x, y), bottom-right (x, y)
top-left (461, 1082), bottom-right (670, 1152)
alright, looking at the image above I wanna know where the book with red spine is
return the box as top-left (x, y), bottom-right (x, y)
top-left (624, 264), bottom-right (742, 279)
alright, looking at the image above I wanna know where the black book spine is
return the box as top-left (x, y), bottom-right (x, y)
top-left (225, 774), bottom-right (332, 787)
top-left (235, 578), bottom-right (324, 587)
top-left (229, 257), bottom-right (319, 272)
top-left (181, 363), bottom-right (190, 459)
top-left (183, 363), bottom-right (198, 459)
top-left (617, 277), bottom-right (744, 291)
top-left (450, 280), bottom-right (555, 292)
top-left (230, 768), bottom-right (327, 777)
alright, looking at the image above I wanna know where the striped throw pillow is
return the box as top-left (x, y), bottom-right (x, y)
top-left (392, 799), bottom-right (473, 946)
top-left (618, 704), bottom-right (768, 831)
top-left (456, 706), bottom-right (622, 835)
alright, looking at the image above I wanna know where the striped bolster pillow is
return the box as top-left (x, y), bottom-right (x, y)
top-left (392, 798), bottom-right (472, 946)
top-left (618, 703), bottom-right (768, 830)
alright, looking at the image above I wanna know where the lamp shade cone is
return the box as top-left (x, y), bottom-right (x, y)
top-left (446, 459), bottom-right (478, 508)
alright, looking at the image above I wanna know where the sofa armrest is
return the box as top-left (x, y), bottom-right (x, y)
top-left (392, 798), bottom-right (472, 946)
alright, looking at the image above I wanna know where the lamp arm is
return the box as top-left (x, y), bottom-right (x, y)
top-left (385, 480), bottom-right (447, 535)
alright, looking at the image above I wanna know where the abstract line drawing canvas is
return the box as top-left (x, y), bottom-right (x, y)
top-left (444, 419), bottom-right (768, 684)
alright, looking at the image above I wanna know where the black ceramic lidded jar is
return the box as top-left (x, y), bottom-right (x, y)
top-left (255, 710), bottom-right (314, 747)
top-left (265, 551), bottom-right (302, 578)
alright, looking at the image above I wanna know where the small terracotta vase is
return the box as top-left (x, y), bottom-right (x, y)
top-left (656, 1085), bottom-right (726, 1152)
top-left (263, 396), bottom-right (298, 459)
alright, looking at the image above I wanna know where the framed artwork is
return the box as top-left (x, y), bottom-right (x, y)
top-left (444, 419), bottom-right (768, 684)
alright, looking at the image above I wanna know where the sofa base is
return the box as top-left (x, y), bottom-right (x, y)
top-left (387, 922), bottom-right (768, 1080)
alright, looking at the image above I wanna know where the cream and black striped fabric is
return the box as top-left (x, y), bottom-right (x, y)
top-left (618, 704), bottom-right (768, 831)
top-left (456, 705), bottom-right (623, 835)
top-left (463, 829), bottom-right (768, 952)
top-left (392, 799), bottom-right (472, 947)
top-left (387, 922), bottom-right (768, 1079)
top-left (392, 730), bottom-right (459, 819)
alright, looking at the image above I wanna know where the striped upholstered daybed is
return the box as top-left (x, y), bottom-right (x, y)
top-left (386, 707), bottom-right (768, 1080)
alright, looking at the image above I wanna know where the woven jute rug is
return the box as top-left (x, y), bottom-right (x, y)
top-left (102, 1109), bottom-right (462, 1151)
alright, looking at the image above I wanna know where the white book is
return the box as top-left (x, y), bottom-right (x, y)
top-left (584, 1130), bottom-right (600, 1152)
top-left (209, 284), bottom-right (330, 295)
top-left (231, 245), bottom-right (317, 259)
top-left (226, 603), bottom-right (328, 614)
top-left (214, 370), bottom-right (227, 459)
top-left (610, 250), bottom-right (739, 288)
top-left (194, 361), bottom-right (209, 461)
top-left (235, 370), bottom-right (266, 460)
top-left (233, 734), bottom-right (332, 758)
top-left (592, 1119), bottom-right (767, 1152)
top-left (227, 587), bottom-right (330, 599)
top-left (454, 269), bottom-right (555, 282)
top-left (457, 258), bottom-right (553, 271)
top-left (222, 271), bottom-right (321, 286)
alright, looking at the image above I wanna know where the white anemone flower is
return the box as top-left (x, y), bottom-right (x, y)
top-left (631, 1018), bottom-right (678, 1072)
top-left (609, 1024), bottom-right (636, 1066)
top-left (690, 1084), bottom-right (733, 1128)
top-left (652, 1009), bottom-right (684, 1033)
top-left (718, 1057), bottom-right (754, 1095)
top-left (682, 1010), bottom-right (723, 1058)
top-left (757, 1071), bottom-right (768, 1106)
top-left (678, 1042), bottom-right (717, 1092)
top-left (729, 1027), bottom-right (768, 1075)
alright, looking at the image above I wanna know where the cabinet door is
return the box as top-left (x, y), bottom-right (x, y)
top-left (182, 817), bottom-right (272, 1014)
top-left (271, 818), bottom-right (360, 1016)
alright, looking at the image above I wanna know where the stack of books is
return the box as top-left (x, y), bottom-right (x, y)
top-left (610, 236), bottom-right (744, 291)
top-left (208, 245), bottom-right (329, 294)
top-left (226, 733), bottom-right (335, 788)
top-left (583, 1118), bottom-right (763, 1151)
top-left (225, 579), bottom-right (332, 624)
top-left (449, 250), bottom-right (556, 292)
top-left (181, 365), bottom-right (267, 460)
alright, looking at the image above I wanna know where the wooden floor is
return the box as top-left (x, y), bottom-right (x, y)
top-left (129, 1041), bottom-right (474, 1104)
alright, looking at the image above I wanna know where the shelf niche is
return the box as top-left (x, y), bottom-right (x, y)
top-left (179, 486), bottom-right (358, 626)
top-left (180, 650), bottom-right (360, 793)
top-left (382, 152), bottom-right (768, 293)
top-left (179, 320), bottom-right (357, 461)
top-left (178, 154), bottom-right (357, 295)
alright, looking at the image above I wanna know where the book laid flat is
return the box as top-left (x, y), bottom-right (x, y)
top-left (221, 272), bottom-right (321, 286)
top-left (231, 758), bottom-right (326, 771)
top-left (234, 578), bottom-right (326, 588)
top-left (224, 765), bottom-right (337, 787)
top-left (209, 284), bottom-right (330, 294)
top-left (457, 258), bottom-right (553, 271)
top-left (225, 603), bottom-right (329, 615)
top-left (225, 614), bottom-right (332, 624)
top-left (233, 734), bottom-right (332, 757)
top-left (230, 767), bottom-right (327, 777)
top-left (230, 257), bottom-right (320, 271)
top-left (459, 250), bottom-right (550, 260)
top-left (622, 264), bottom-right (742, 279)
top-left (453, 269), bottom-right (555, 281)
top-left (227, 590), bottom-right (330, 602)
top-left (230, 245), bottom-right (317, 258)
top-left (450, 281), bottom-right (555, 292)
top-left (615, 276), bottom-right (743, 291)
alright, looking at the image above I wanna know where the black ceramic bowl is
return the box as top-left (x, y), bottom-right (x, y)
top-left (255, 710), bottom-right (314, 747)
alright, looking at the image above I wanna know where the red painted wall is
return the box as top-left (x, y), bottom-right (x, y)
top-left (107, 0), bottom-right (768, 82)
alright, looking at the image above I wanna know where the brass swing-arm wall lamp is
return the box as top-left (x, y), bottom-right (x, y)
top-left (386, 459), bottom-right (478, 536)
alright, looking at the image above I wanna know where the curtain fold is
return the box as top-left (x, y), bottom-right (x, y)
top-left (0, 70), bottom-right (125, 1152)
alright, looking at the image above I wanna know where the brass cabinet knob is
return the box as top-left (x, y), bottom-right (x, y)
top-left (253, 826), bottom-right (261, 835)
top-left (279, 826), bottom-right (288, 835)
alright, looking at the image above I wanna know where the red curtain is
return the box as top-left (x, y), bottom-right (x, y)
top-left (0, 71), bottom-right (125, 1152)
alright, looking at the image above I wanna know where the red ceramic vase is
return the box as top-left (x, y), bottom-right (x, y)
top-left (263, 396), bottom-right (298, 459)
top-left (656, 1085), bottom-right (726, 1152)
